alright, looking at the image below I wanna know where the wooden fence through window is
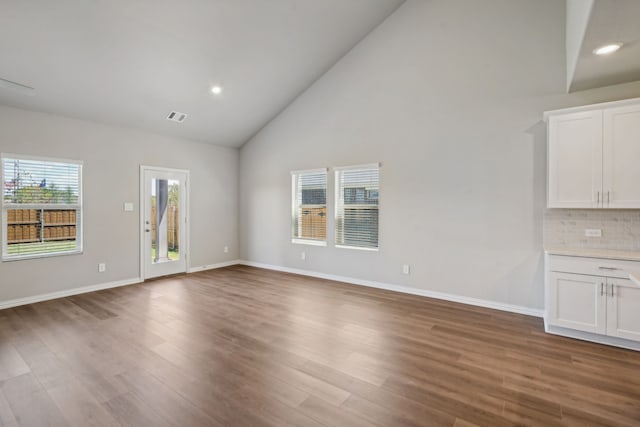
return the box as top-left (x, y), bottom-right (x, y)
top-left (151, 205), bottom-right (179, 250)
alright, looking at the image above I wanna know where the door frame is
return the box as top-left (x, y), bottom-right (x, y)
top-left (139, 165), bottom-right (190, 280)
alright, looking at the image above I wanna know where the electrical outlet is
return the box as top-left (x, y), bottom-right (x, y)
top-left (301, 251), bottom-right (306, 261)
top-left (402, 264), bottom-right (410, 275)
top-left (223, 246), bottom-right (229, 253)
top-left (585, 229), bottom-right (602, 237)
top-left (98, 263), bottom-right (106, 273)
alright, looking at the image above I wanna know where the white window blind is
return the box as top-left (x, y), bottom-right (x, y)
top-left (291, 169), bottom-right (327, 244)
top-left (335, 164), bottom-right (379, 250)
top-left (2, 154), bottom-right (83, 260)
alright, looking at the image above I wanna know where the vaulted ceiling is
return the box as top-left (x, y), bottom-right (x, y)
top-left (2, 0), bottom-right (640, 147)
top-left (0, 0), bottom-right (405, 147)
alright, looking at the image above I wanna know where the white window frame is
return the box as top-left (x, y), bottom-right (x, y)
top-left (334, 163), bottom-right (380, 251)
top-left (291, 168), bottom-right (328, 246)
top-left (2, 153), bottom-right (84, 261)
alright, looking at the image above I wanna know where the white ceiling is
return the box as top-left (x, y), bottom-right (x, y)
top-left (569, 0), bottom-right (640, 92)
top-left (0, 0), bottom-right (404, 147)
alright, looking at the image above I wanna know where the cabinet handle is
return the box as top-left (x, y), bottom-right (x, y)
top-left (600, 282), bottom-right (604, 296)
top-left (596, 191), bottom-right (600, 205)
top-left (607, 190), bottom-right (611, 205)
top-left (611, 285), bottom-right (615, 298)
top-left (598, 266), bottom-right (620, 270)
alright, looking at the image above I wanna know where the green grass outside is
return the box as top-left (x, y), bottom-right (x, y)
top-left (7, 240), bottom-right (180, 261)
top-left (7, 240), bottom-right (77, 255)
top-left (151, 247), bottom-right (180, 261)
top-left (8, 241), bottom-right (179, 261)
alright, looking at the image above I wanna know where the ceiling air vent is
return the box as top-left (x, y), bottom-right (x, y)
top-left (166, 111), bottom-right (187, 123)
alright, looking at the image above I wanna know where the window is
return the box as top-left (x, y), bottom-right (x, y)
top-left (335, 164), bottom-right (379, 250)
top-left (291, 168), bottom-right (327, 245)
top-left (2, 154), bottom-right (83, 260)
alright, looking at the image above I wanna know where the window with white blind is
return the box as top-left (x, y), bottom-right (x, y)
top-left (2, 154), bottom-right (83, 260)
top-left (291, 168), bottom-right (327, 245)
top-left (335, 164), bottom-right (379, 250)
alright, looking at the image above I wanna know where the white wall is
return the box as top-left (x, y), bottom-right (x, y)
top-left (3, 0), bottom-right (640, 312)
top-left (0, 105), bottom-right (239, 303)
top-left (239, 0), bottom-right (640, 311)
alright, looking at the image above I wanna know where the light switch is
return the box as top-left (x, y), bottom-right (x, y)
top-left (124, 202), bottom-right (134, 212)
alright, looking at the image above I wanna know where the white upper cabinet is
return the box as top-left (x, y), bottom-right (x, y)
top-left (603, 104), bottom-right (640, 208)
top-left (547, 111), bottom-right (602, 208)
top-left (546, 98), bottom-right (640, 209)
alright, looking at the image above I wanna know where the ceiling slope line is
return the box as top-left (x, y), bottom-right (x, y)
top-left (565, 0), bottom-right (595, 93)
top-left (237, 0), bottom-right (408, 149)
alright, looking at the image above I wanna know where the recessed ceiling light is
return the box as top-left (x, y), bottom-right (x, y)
top-left (593, 43), bottom-right (623, 56)
top-left (211, 85), bottom-right (223, 95)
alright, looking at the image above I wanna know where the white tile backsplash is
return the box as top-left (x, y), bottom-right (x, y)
top-left (543, 209), bottom-right (640, 250)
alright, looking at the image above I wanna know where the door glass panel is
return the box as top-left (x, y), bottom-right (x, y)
top-left (151, 178), bottom-right (180, 263)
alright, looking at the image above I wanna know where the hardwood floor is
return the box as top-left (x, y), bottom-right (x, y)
top-left (1, 265), bottom-right (639, 426)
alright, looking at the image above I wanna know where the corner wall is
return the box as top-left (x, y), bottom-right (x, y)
top-left (239, 0), bottom-right (640, 311)
top-left (0, 105), bottom-right (239, 303)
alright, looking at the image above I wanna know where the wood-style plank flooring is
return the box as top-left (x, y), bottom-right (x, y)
top-left (1, 265), bottom-right (639, 426)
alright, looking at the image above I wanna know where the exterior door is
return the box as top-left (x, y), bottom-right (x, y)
top-left (547, 272), bottom-right (606, 334)
top-left (141, 167), bottom-right (188, 279)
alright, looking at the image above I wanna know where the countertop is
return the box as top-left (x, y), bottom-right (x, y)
top-left (544, 246), bottom-right (640, 262)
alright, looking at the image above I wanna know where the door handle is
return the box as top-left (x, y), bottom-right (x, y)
top-left (145, 229), bottom-right (151, 232)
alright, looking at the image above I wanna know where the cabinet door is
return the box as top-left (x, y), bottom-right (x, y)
top-left (548, 111), bottom-right (603, 208)
top-left (606, 278), bottom-right (640, 342)
top-left (603, 104), bottom-right (640, 208)
top-left (547, 272), bottom-right (606, 334)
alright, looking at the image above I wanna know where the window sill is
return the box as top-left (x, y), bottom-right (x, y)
top-left (335, 244), bottom-right (379, 252)
top-left (291, 239), bottom-right (327, 247)
top-left (3, 249), bottom-right (83, 262)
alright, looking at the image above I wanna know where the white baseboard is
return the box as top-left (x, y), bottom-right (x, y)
top-left (0, 260), bottom-right (544, 319)
top-left (188, 259), bottom-right (242, 273)
top-left (0, 260), bottom-right (237, 311)
top-left (238, 260), bottom-right (544, 318)
top-left (545, 323), bottom-right (640, 351)
top-left (0, 277), bottom-right (142, 310)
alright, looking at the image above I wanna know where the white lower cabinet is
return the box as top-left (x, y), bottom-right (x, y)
top-left (547, 272), bottom-right (606, 334)
top-left (545, 254), bottom-right (640, 349)
top-left (606, 278), bottom-right (640, 341)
